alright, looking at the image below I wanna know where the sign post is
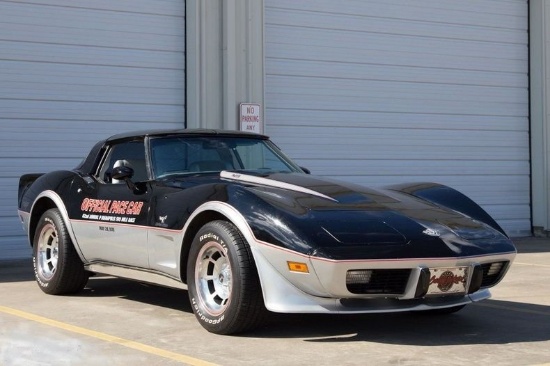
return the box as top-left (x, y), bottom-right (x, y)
top-left (239, 103), bottom-right (262, 134)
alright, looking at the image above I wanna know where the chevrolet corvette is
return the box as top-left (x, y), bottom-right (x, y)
top-left (17, 129), bottom-right (516, 334)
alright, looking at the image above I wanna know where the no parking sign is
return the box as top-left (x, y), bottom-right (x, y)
top-left (239, 103), bottom-right (262, 134)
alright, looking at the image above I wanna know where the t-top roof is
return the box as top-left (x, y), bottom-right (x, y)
top-left (107, 128), bottom-right (268, 142)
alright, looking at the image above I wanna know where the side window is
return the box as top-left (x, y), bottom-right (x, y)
top-left (97, 140), bottom-right (148, 183)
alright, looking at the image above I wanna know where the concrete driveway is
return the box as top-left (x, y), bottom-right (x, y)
top-left (1, 237), bottom-right (549, 366)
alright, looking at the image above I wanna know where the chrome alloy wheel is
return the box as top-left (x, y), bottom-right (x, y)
top-left (195, 241), bottom-right (232, 316)
top-left (37, 222), bottom-right (59, 280)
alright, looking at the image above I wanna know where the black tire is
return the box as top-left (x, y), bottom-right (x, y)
top-left (187, 220), bottom-right (267, 334)
top-left (33, 208), bottom-right (89, 295)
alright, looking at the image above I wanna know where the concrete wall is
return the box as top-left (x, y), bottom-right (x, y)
top-left (531, 0), bottom-right (550, 236)
top-left (186, 0), bottom-right (264, 131)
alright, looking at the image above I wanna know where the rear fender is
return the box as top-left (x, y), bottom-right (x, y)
top-left (28, 190), bottom-right (87, 262)
top-left (18, 174), bottom-right (43, 208)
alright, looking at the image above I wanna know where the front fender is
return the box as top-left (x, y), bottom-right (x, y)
top-left (386, 182), bottom-right (507, 236)
top-left (180, 200), bottom-right (331, 309)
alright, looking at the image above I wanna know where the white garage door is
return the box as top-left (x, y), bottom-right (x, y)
top-left (265, 0), bottom-right (529, 236)
top-left (0, 0), bottom-right (185, 259)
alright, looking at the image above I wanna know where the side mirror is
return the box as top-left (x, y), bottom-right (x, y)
top-left (110, 165), bottom-right (140, 192)
top-left (111, 165), bottom-right (134, 181)
top-left (300, 167), bottom-right (311, 175)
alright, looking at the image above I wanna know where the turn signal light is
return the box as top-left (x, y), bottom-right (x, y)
top-left (287, 261), bottom-right (309, 273)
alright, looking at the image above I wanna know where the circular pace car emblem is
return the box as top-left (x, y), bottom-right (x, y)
top-left (436, 270), bottom-right (455, 292)
top-left (429, 269), bottom-right (466, 293)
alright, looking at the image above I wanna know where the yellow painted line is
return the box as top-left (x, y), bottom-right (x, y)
top-left (514, 262), bottom-right (550, 268)
top-left (475, 302), bottom-right (550, 316)
top-left (0, 305), bottom-right (218, 366)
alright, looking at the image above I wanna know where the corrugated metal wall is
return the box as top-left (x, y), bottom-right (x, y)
top-left (265, 0), bottom-right (530, 236)
top-left (0, 0), bottom-right (186, 259)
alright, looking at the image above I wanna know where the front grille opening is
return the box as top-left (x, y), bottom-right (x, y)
top-left (346, 269), bottom-right (411, 295)
top-left (480, 261), bottom-right (509, 288)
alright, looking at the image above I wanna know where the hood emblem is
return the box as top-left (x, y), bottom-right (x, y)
top-left (423, 228), bottom-right (440, 237)
top-left (159, 215), bottom-right (168, 224)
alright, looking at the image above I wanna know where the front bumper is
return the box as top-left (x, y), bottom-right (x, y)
top-left (251, 239), bottom-right (515, 314)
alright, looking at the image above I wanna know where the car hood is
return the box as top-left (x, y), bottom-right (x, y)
top-left (222, 171), bottom-right (401, 205)
top-left (221, 171), bottom-right (508, 249)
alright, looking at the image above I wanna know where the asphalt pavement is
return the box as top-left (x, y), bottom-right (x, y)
top-left (0, 237), bottom-right (549, 366)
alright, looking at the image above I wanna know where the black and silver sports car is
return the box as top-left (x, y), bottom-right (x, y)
top-left (17, 129), bottom-right (516, 334)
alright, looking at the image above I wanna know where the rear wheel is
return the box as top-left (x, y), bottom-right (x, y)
top-left (187, 220), bottom-right (267, 334)
top-left (33, 208), bottom-right (89, 294)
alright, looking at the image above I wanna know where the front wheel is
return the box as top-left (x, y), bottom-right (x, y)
top-left (187, 220), bottom-right (267, 334)
top-left (33, 208), bottom-right (89, 295)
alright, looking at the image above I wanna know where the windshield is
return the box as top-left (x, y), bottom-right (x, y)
top-left (149, 136), bottom-right (303, 178)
